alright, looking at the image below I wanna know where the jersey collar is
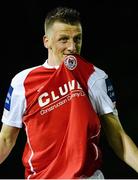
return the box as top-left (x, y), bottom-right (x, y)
top-left (43, 60), bottom-right (59, 69)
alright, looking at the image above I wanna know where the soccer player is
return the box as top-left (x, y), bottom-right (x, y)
top-left (0, 6), bottom-right (138, 179)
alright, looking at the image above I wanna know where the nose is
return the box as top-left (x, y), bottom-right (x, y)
top-left (67, 40), bottom-right (76, 53)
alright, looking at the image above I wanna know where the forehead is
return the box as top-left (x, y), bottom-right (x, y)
top-left (51, 21), bottom-right (82, 35)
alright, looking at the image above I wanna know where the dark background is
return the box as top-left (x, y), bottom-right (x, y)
top-left (0, 0), bottom-right (138, 179)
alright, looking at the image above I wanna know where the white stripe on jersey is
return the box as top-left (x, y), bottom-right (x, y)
top-left (24, 122), bottom-right (36, 179)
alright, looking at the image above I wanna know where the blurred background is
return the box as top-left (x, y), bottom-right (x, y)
top-left (0, 0), bottom-right (138, 178)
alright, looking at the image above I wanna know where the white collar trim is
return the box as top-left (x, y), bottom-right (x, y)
top-left (43, 60), bottom-right (59, 69)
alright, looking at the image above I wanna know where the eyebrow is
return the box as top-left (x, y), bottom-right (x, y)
top-left (59, 33), bottom-right (82, 37)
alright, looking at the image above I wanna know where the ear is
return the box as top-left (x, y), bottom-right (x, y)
top-left (43, 35), bottom-right (49, 49)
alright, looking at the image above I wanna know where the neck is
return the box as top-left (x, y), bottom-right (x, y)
top-left (47, 58), bottom-right (60, 66)
top-left (47, 50), bottom-right (62, 66)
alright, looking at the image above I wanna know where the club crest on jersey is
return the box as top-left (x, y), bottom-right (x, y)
top-left (64, 55), bottom-right (77, 70)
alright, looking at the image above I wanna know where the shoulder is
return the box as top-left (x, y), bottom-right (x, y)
top-left (94, 66), bottom-right (108, 78)
top-left (11, 65), bottom-right (41, 86)
top-left (88, 65), bottom-right (108, 87)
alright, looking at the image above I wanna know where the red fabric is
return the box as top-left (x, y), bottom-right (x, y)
top-left (22, 55), bottom-right (102, 179)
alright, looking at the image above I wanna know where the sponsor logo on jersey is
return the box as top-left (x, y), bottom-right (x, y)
top-left (38, 79), bottom-right (82, 107)
top-left (38, 79), bottom-right (86, 115)
top-left (4, 85), bottom-right (13, 111)
top-left (105, 78), bottom-right (116, 102)
top-left (64, 55), bottom-right (77, 70)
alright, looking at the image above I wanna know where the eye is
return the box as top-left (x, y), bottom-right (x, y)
top-left (74, 36), bottom-right (82, 43)
top-left (59, 37), bottom-right (68, 43)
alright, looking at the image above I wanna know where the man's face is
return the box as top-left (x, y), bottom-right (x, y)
top-left (43, 21), bottom-right (82, 65)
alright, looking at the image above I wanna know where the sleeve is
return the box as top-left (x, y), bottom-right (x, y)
top-left (88, 66), bottom-right (118, 116)
top-left (1, 72), bottom-right (27, 128)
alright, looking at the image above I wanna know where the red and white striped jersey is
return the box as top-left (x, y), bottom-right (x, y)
top-left (1, 54), bottom-right (117, 179)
